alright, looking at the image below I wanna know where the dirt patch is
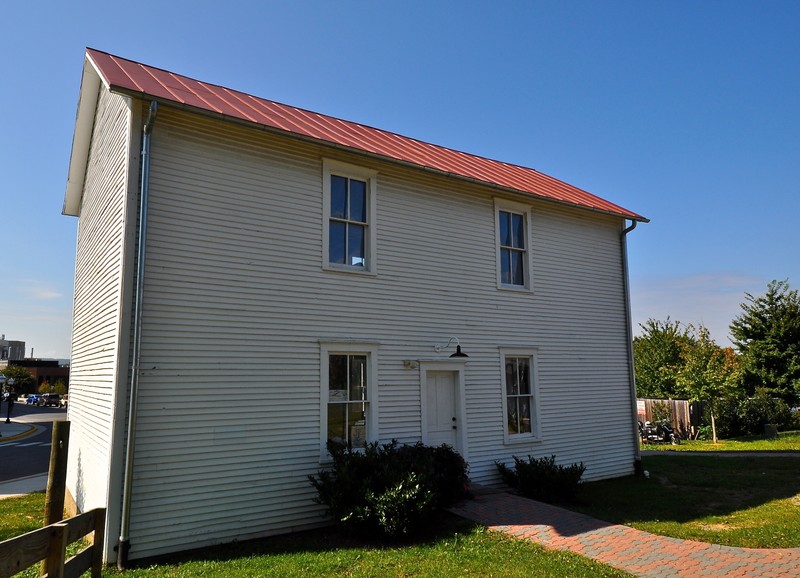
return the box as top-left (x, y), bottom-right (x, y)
top-left (696, 520), bottom-right (765, 532)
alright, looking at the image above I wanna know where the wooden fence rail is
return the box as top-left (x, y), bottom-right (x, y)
top-left (0, 507), bottom-right (105, 578)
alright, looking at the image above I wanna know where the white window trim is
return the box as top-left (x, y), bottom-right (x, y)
top-left (319, 341), bottom-right (379, 459)
top-left (322, 158), bottom-right (378, 275)
top-left (499, 347), bottom-right (541, 444)
top-left (494, 198), bottom-right (533, 292)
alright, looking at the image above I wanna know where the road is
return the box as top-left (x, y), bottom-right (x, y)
top-left (0, 402), bottom-right (66, 482)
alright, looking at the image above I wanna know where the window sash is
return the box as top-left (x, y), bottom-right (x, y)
top-left (327, 353), bottom-right (369, 449)
top-left (500, 247), bottom-right (525, 286)
top-left (324, 161), bottom-right (375, 272)
top-left (496, 206), bottom-right (529, 288)
top-left (499, 211), bottom-right (525, 249)
top-left (503, 355), bottom-right (535, 438)
top-left (329, 174), bottom-right (369, 267)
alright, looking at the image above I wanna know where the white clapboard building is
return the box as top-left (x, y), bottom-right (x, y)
top-left (62, 48), bottom-right (647, 563)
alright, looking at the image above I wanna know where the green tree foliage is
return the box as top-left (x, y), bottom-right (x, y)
top-left (633, 318), bottom-right (694, 398)
top-left (712, 389), bottom-right (793, 438)
top-left (53, 379), bottom-right (67, 395)
top-left (1, 365), bottom-right (34, 392)
top-left (730, 280), bottom-right (800, 404)
top-left (676, 325), bottom-right (742, 443)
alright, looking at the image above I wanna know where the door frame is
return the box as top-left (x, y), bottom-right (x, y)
top-left (419, 360), bottom-right (468, 460)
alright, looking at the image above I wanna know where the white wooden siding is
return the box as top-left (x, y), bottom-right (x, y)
top-left (66, 84), bottom-right (136, 548)
top-left (112, 106), bottom-right (635, 559)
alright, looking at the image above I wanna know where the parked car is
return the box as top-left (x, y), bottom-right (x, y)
top-left (26, 394), bottom-right (42, 405)
top-left (39, 393), bottom-right (63, 407)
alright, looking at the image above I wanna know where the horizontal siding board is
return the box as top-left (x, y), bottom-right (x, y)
top-left (97, 106), bottom-right (637, 559)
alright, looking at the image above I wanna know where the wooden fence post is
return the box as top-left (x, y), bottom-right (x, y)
top-left (43, 523), bottom-right (68, 578)
top-left (91, 508), bottom-right (106, 577)
top-left (44, 421), bottom-right (70, 527)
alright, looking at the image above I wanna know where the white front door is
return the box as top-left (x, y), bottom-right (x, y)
top-left (426, 371), bottom-right (458, 448)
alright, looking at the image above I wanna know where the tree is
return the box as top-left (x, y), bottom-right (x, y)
top-left (1, 364), bottom-right (35, 393)
top-left (676, 325), bottom-right (742, 443)
top-left (53, 379), bottom-right (67, 396)
top-left (633, 318), bottom-right (694, 398)
top-left (730, 280), bottom-right (800, 404)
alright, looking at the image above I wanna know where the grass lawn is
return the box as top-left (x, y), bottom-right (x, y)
top-left (1, 495), bottom-right (627, 578)
top-left (0, 492), bottom-right (47, 542)
top-left (107, 516), bottom-right (629, 578)
top-left (5, 433), bottom-right (799, 575)
top-left (642, 430), bottom-right (800, 452)
top-left (574, 454), bottom-right (800, 548)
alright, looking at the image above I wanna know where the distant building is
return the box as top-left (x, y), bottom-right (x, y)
top-left (4, 359), bottom-right (70, 394)
top-left (0, 335), bottom-right (25, 362)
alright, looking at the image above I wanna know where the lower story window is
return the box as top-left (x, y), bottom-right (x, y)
top-left (327, 354), bottom-right (368, 448)
top-left (501, 350), bottom-right (538, 440)
top-left (320, 342), bottom-right (378, 456)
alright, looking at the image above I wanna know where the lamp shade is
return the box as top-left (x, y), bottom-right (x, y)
top-left (449, 345), bottom-right (468, 358)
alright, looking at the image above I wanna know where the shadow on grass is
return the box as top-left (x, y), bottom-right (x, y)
top-left (574, 454), bottom-right (800, 526)
top-left (125, 512), bottom-right (479, 570)
top-left (450, 488), bottom-right (616, 539)
top-left (452, 454), bottom-right (800, 546)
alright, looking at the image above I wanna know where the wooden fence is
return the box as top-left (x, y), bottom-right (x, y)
top-left (0, 507), bottom-right (105, 578)
top-left (637, 398), bottom-right (691, 438)
top-left (0, 420), bottom-right (106, 578)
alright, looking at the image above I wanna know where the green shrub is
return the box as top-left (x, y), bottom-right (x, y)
top-left (695, 424), bottom-right (713, 440)
top-left (362, 471), bottom-right (434, 536)
top-left (309, 440), bottom-right (469, 539)
top-left (791, 409), bottom-right (800, 431)
top-left (712, 396), bottom-right (742, 438)
top-left (713, 390), bottom-right (793, 437)
top-left (496, 454), bottom-right (586, 504)
top-left (739, 388), bottom-right (792, 433)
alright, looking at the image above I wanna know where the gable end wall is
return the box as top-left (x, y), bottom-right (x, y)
top-left (66, 86), bottom-right (139, 560)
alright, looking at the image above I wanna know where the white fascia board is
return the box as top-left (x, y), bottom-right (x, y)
top-left (62, 55), bottom-right (105, 216)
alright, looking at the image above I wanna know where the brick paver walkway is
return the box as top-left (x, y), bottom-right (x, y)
top-left (450, 489), bottom-right (800, 577)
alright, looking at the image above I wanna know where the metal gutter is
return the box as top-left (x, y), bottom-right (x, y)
top-left (118, 100), bottom-right (157, 569)
top-left (620, 219), bottom-right (643, 475)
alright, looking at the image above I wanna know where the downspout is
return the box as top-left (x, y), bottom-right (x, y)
top-left (118, 100), bottom-right (157, 569)
top-left (621, 219), bottom-right (643, 476)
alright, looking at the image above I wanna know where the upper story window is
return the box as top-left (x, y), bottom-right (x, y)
top-left (323, 160), bottom-right (377, 274)
top-left (494, 199), bottom-right (532, 290)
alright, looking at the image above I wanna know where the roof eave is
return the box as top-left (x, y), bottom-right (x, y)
top-left (63, 56), bottom-right (105, 217)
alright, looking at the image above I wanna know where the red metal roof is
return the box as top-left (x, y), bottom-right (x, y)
top-left (85, 48), bottom-right (645, 222)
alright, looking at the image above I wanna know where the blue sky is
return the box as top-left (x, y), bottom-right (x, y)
top-left (2, 1), bottom-right (798, 359)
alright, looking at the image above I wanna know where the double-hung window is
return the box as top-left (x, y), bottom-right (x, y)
top-left (323, 160), bottom-right (377, 273)
top-left (495, 200), bottom-right (532, 290)
top-left (500, 349), bottom-right (539, 441)
top-left (320, 342), bottom-right (378, 455)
